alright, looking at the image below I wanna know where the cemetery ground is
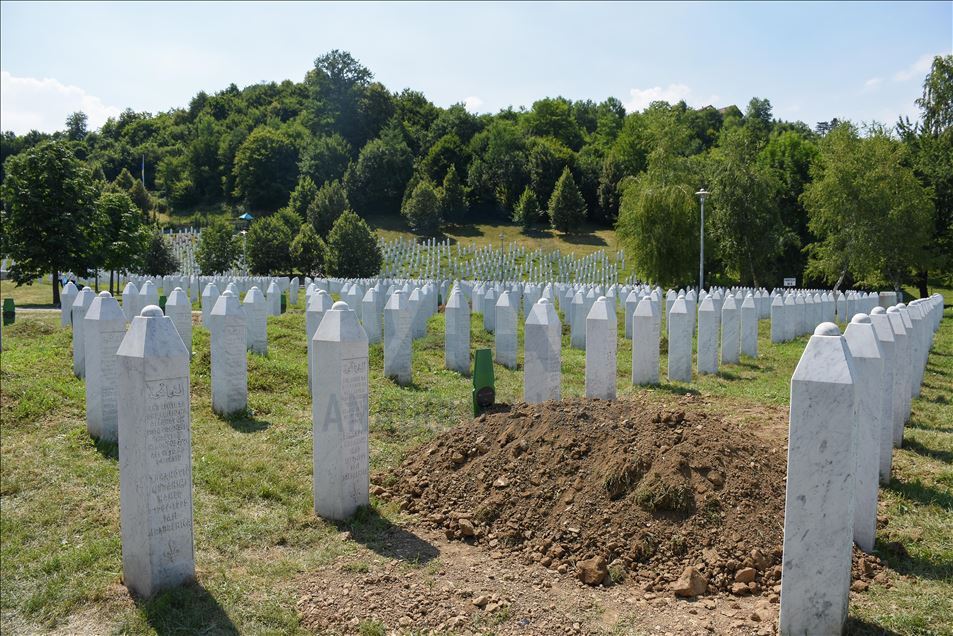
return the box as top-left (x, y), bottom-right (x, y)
top-left (0, 293), bottom-right (951, 635)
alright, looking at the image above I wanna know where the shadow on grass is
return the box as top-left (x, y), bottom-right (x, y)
top-left (884, 475), bottom-right (953, 510)
top-left (221, 409), bottom-right (271, 433)
top-left (561, 232), bottom-right (608, 247)
top-left (93, 439), bottom-right (119, 461)
top-left (902, 438), bottom-right (953, 463)
top-left (650, 382), bottom-right (702, 397)
top-left (443, 223), bottom-right (481, 238)
top-left (873, 535), bottom-right (953, 583)
top-left (138, 580), bottom-right (238, 635)
top-left (344, 506), bottom-right (439, 565)
top-left (845, 616), bottom-right (901, 635)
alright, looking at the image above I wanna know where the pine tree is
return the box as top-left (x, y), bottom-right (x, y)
top-left (513, 186), bottom-right (540, 230)
top-left (548, 167), bottom-right (586, 233)
top-left (439, 165), bottom-right (467, 222)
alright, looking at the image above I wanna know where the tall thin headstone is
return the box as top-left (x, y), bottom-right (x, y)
top-left (384, 290), bottom-right (412, 385)
top-left (306, 290), bottom-right (333, 393)
top-left (696, 296), bottom-right (719, 375)
top-left (631, 297), bottom-right (660, 385)
top-left (209, 291), bottom-right (247, 416)
top-left (868, 307), bottom-right (896, 484)
top-left (524, 298), bottom-right (560, 403)
top-left (165, 288), bottom-right (192, 355)
top-left (740, 293), bottom-right (758, 358)
top-left (312, 301), bottom-right (369, 520)
top-left (667, 297), bottom-right (692, 382)
top-left (720, 294), bottom-right (740, 365)
top-left (444, 288), bottom-right (470, 374)
top-left (585, 297), bottom-right (616, 399)
top-left (494, 290), bottom-right (517, 369)
top-left (61, 281), bottom-right (78, 327)
top-left (243, 287), bottom-right (268, 355)
top-left (71, 287), bottom-right (95, 378)
top-left (116, 306), bottom-right (194, 598)
top-left (201, 282), bottom-right (219, 328)
top-left (84, 292), bottom-right (125, 441)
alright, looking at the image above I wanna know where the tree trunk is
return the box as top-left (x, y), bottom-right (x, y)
top-left (52, 269), bottom-right (60, 307)
top-left (94, 269), bottom-right (100, 293)
top-left (832, 269), bottom-right (848, 293)
top-left (110, 270), bottom-right (115, 296)
top-left (916, 269), bottom-right (928, 299)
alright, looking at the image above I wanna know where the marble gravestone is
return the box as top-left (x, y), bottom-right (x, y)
top-left (770, 295), bottom-right (785, 344)
top-left (312, 301), bottom-right (369, 521)
top-left (667, 297), bottom-right (692, 382)
top-left (868, 307), bottom-right (896, 484)
top-left (779, 323), bottom-right (857, 636)
top-left (122, 282), bottom-right (139, 323)
top-left (243, 286), bottom-right (268, 356)
top-left (585, 297), bottom-right (616, 400)
top-left (266, 281), bottom-right (282, 317)
top-left (720, 294), bottom-right (740, 365)
top-left (384, 290), bottom-right (412, 385)
top-left (116, 306), bottom-right (194, 598)
top-left (139, 281), bottom-right (159, 311)
top-left (164, 288), bottom-right (192, 355)
top-left (289, 277), bottom-right (299, 306)
top-left (570, 291), bottom-right (586, 350)
top-left (843, 314), bottom-right (885, 553)
top-left (524, 298), bottom-right (561, 403)
top-left (306, 290), bottom-right (333, 394)
top-left (696, 296), bottom-right (719, 375)
top-left (201, 282), bottom-right (220, 328)
top-left (361, 288), bottom-right (381, 344)
top-left (494, 291), bottom-right (517, 369)
top-left (886, 307), bottom-right (911, 446)
top-left (71, 287), bottom-right (95, 378)
top-left (61, 281), bottom-right (78, 327)
top-left (444, 288), bottom-right (470, 374)
top-left (482, 288), bottom-right (497, 333)
top-left (84, 292), bottom-right (126, 441)
top-left (209, 291), bottom-right (247, 416)
top-left (631, 297), bottom-right (660, 385)
top-left (740, 294), bottom-right (758, 358)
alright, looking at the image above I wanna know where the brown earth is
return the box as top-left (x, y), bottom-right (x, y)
top-left (298, 396), bottom-right (891, 635)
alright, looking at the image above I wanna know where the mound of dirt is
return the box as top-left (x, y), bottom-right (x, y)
top-left (381, 396), bottom-right (791, 596)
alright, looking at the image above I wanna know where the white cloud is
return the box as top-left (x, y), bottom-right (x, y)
top-left (623, 84), bottom-right (720, 112)
top-left (0, 70), bottom-right (121, 135)
top-left (893, 53), bottom-right (937, 82)
top-left (463, 95), bottom-right (484, 113)
top-left (864, 77), bottom-right (883, 90)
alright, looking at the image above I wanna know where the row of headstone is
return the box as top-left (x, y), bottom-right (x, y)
top-left (779, 294), bottom-right (943, 635)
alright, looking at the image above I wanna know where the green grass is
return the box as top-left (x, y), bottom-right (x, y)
top-left (0, 288), bottom-right (950, 634)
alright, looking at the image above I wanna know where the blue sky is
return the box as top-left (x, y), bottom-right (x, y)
top-left (1, 1), bottom-right (950, 134)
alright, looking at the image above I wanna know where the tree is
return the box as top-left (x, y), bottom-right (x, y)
top-left (245, 215), bottom-right (293, 274)
top-left (65, 111), bottom-right (88, 141)
top-left (801, 123), bottom-right (933, 292)
top-left (290, 223), bottom-right (326, 276)
top-left (114, 167), bottom-right (136, 191)
top-left (287, 175), bottom-right (319, 222)
top-left (298, 133), bottom-right (351, 188)
top-left (343, 124), bottom-right (414, 215)
top-left (306, 50), bottom-right (374, 148)
top-left (548, 167), bottom-right (586, 233)
top-left (439, 165), bottom-right (467, 222)
top-left (232, 126), bottom-right (299, 211)
top-left (898, 54), bottom-right (953, 294)
top-left (142, 228), bottom-right (179, 276)
top-left (96, 190), bottom-right (150, 289)
top-left (0, 141), bottom-right (103, 305)
top-left (466, 119), bottom-right (529, 210)
top-left (513, 186), bottom-right (541, 230)
top-left (128, 178), bottom-right (153, 215)
top-left (523, 97), bottom-right (584, 150)
top-left (402, 180), bottom-right (442, 235)
top-left (307, 179), bottom-right (349, 235)
top-left (527, 137), bottom-right (574, 206)
top-left (325, 210), bottom-right (382, 277)
top-left (707, 126), bottom-right (787, 286)
top-left (196, 218), bottom-right (238, 274)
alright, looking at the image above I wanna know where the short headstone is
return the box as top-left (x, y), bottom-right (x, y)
top-left (210, 291), bottom-right (247, 416)
top-left (780, 322), bottom-right (856, 636)
top-left (164, 287), bottom-right (192, 356)
top-left (585, 297), bottom-right (616, 400)
top-left (524, 298), bottom-right (561, 403)
top-left (494, 291), bottom-right (517, 369)
top-left (384, 290), bottom-right (412, 385)
top-left (312, 301), bottom-right (369, 521)
top-left (667, 297), bottom-right (692, 382)
top-left (71, 287), bottom-right (95, 378)
top-left (243, 287), bottom-right (268, 355)
top-left (631, 297), bottom-right (660, 385)
top-left (116, 306), bottom-right (194, 598)
top-left (84, 292), bottom-right (125, 441)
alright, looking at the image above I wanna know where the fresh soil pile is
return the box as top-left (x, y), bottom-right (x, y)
top-left (380, 396), bottom-right (887, 598)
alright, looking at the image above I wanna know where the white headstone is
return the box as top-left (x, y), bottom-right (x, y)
top-left (494, 291), bottom-right (517, 369)
top-left (696, 296), bottom-right (719, 375)
top-left (242, 287), bottom-right (268, 355)
top-left (720, 294), bottom-right (740, 365)
top-left (312, 301), bottom-right (369, 521)
top-left (868, 307), bottom-right (896, 484)
top-left (306, 290), bottom-right (333, 393)
top-left (631, 297), bottom-right (660, 385)
top-left (780, 323), bottom-right (856, 636)
top-left (61, 281), bottom-right (78, 327)
top-left (524, 298), bottom-right (561, 403)
top-left (444, 287), bottom-right (470, 374)
top-left (71, 287), bottom-right (95, 378)
top-left (209, 291), bottom-right (247, 416)
top-left (585, 297), bottom-right (617, 399)
top-left (201, 282), bottom-right (220, 328)
top-left (165, 288), bottom-right (192, 355)
top-left (122, 282), bottom-right (139, 323)
top-left (740, 294), bottom-right (758, 358)
top-left (361, 288), bottom-right (381, 344)
top-left (84, 292), bottom-right (125, 441)
top-left (667, 297), bottom-right (692, 382)
top-left (116, 305), bottom-right (194, 598)
top-left (266, 281), bottom-right (281, 317)
top-left (384, 290), bottom-right (412, 385)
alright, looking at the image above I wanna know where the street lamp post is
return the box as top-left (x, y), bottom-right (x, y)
top-left (695, 189), bottom-right (709, 294)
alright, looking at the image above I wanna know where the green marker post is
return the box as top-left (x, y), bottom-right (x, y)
top-left (472, 348), bottom-right (495, 416)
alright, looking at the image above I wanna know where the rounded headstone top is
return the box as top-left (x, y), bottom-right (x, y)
top-left (222, 290), bottom-right (235, 297)
top-left (597, 296), bottom-right (607, 302)
top-left (896, 302), bottom-right (906, 309)
top-left (887, 306), bottom-right (899, 313)
top-left (140, 305), bottom-right (163, 318)
top-left (851, 313), bottom-right (871, 324)
top-left (814, 322), bottom-right (841, 336)
top-left (98, 291), bottom-right (112, 298)
top-left (538, 297), bottom-right (550, 305)
top-left (871, 306), bottom-right (886, 314)
top-left (332, 301), bottom-right (349, 311)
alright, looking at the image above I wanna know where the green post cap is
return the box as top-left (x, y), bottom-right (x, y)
top-left (158, 295), bottom-right (167, 312)
top-left (472, 348), bottom-right (495, 416)
top-left (280, 292), bottom-right (287, 313)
